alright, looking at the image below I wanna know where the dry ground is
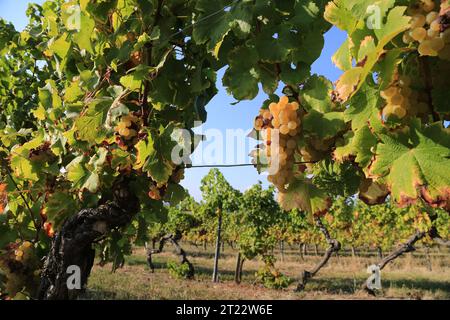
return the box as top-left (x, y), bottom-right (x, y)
top-left (85, 243), bottom-right (450, 300)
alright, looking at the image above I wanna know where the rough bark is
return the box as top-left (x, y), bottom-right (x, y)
top-left (280, 241), bottom-right (285, 262)
top-left (302, 243), bottom-right (307, 257)
top-left (38, 178), bottom-right (140, 300)
top-left (296, 217), bottom-right (341, 292)
top-left (298, 243), bottom-right (304, 261)
top-left (314, 244), bottom-right (319, 256)
top-left (234, 252), bottom-right (245, 284)
top-left (362, 230), bottom-right (427, 294)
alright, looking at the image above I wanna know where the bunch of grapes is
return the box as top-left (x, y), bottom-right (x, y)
top-left (114, 114), bottom-right (142, 151)
top-left (381, 75), bottom-right (413, 120)
top-left (130, 50), bottom-right (142, 66)
top-left (252, 96), bottom-right (301, 191)
top-left (40, 208), bottom-right (55, 238)
top-left (381, 74), bottom-right (431, 120)
top-left (404, 1), bottom-right (450, 59)
top-left (0, 241), bottom-right (40, 298)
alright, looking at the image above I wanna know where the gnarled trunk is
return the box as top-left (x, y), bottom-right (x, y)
top-left (296, 216), bottom-right (340, 292)
top-left (38, 178), bottom-right (140, 300)
top-left (362, 230), bottom-right (428, 295)
top-left (145, 232), bottom-right (194, 278)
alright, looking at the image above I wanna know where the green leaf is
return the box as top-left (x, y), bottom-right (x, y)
top-left (64, 80), bottom-right (84, 103)
top-left (332, 37), bottom-right (352, 71)
top-left (74, 98), bottom-right (111, 144)
top-left (278, 178), bottom-right (331, 215)
top-left (222, 45), bottom-right (260, 100)
top-left (44, 192), bottom-right (78, 230)
top-left (120, 65), bottom-right (152, 91)
top-left (164, 183), bottom-right (187, 205)
top-left (48, 32), bottom-right (71, 60)
top-left (333, 6), bottom-right (410, 102)
top-left (334, 126), bottom-right (377, 169)
top-left (66, 155), bottom-right (101, 193)
top-left (10, 133), bottom-right (45, 181)
top-left (324, 0), bottom-right (358, 32)
top-left (193, 0), bottom-right (252, 52)
top-left (300, 75), bottom-right (334, 113)
top-left (344, 83), bottom-right (383, 132)
top-left (303, 110), bottom-right (346, 139)
top-left (73, 12), bottom-right (95, 53)
top-left (368, 122), bottom-right (450, 208)
top-left (134, 136), bottom-right (155, 170)
top-left (375, 48), bottom-right (403, 90)
top-left (144, 155), bottom-right (173, 184)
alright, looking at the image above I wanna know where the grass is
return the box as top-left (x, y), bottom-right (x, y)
top-left (85, 243), bottom-right (450, 300)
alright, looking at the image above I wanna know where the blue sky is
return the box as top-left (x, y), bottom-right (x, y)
top-left (0, 0), bottom-right (346, 200)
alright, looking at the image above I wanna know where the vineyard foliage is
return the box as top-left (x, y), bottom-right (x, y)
top-left (0, 0), bottom-right (449, 299)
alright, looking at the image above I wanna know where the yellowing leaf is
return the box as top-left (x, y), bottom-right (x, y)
top-left (278, 178), bottom-right (331, 215)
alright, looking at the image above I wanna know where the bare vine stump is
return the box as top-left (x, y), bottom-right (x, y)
top-left (299, 243), bottom-right (304, 261)
top-left (424, 246), bottom-right (433, 272)
top-left (145, 233), bottom-right (194, 279)
top-left (38, 178), bottom-right (140, 300)
top-left (377, 246), bottom-right (383, 259)
top-left (234, 252), bottom-right (245, 284)
top-left (351, 245), bottom-right (357, 258)
top-left (296, 217), bottom-right (341, 292)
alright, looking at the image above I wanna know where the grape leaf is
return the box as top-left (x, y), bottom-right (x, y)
top-left (300, 75), bottom-right (334, 113)
top-left (303, 110), bottom-right (346, 140)
top-left (44, 191), bottom-right (78, 230)
top-left (74, 98), bottom-right (111, 144)
top-left (66, 155), bottom-right (102, 193)
top-left (333, 6), bottom-right (410, 102)
top-left (334, 126), bottom-right (377, 169)
top-left (193, 0), bottom-right (252, 52)
top-left (278, 178), bottom-right (331, 215)
top-left (222, 45), bottom-right (260, 100)
top-left (332, 37), bottom-right (352, 71)
top-left (368, 122), bottom-right (450, 208)
top-left (344, 83), bottom-right (383, 132)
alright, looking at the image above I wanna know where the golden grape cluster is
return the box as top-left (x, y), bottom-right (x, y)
top-left (114, 114), bottom-right (142, 151)
top-left (404, 1), bottom-right (450, 59)
top-left (0, 241), bottom-right (39, 298)
top-left (253, 96), bottom-right (301, 191)
top-left (381, 74), bottom-right (430, 120)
